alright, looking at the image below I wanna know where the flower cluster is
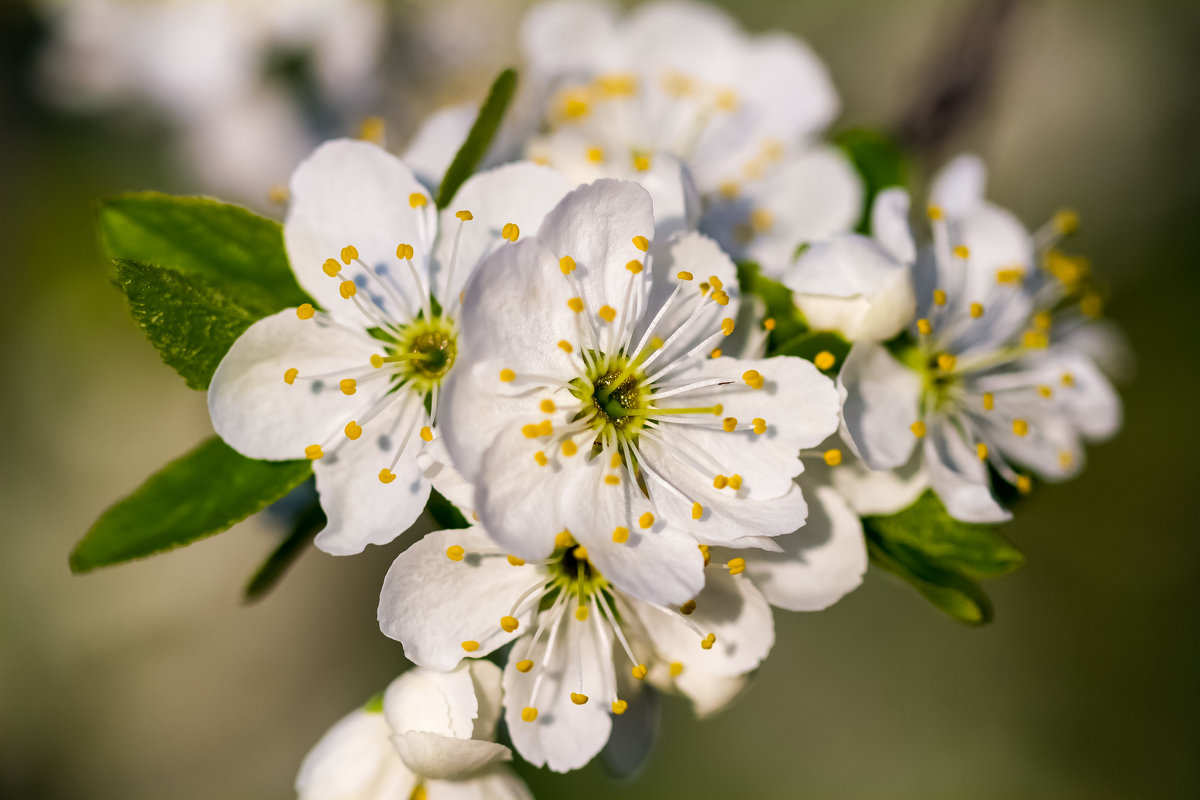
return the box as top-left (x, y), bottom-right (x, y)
top-left (82, 0), bottom-right (1126, 793)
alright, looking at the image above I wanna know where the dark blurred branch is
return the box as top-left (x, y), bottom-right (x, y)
top-left (895, 0), bottom-right (1019, 162)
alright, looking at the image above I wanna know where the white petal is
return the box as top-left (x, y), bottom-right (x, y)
top-left (391, 732), bottom-right (511, 782)
top-left (208, 309), bottom-right (380, 461)
top-left (1050, 348), bottom-right (1123, 441)
top-left (467, 660), bottom-right (505, 741)
top-left (520, 0), bottom-right (621, 78)
top-left (295, 708), bottom-right (416, 800)
top-left (313, 395), bottom-right (430, 555)
top-left (384, 665), bottom-right (479, 740)
top-left (830, 449), bottom-right (929, 517)
top-left (432, 162), bottom-right (573, 303)
top-left (632, 570), bottom-right (774, 678)
top-left (401, 104), bottom-right (476, 190)
top-left (378, 527), bottom-right (539, 671)
top-left (600, 680), bottom-right (659, 779)
top-left (285, 139), bottom-right (435, 324)
top-left (734, 32), bottom-right (840, 141)
top-left (425, 768), bottom-right (534, 800)
top-left (503, 613), bottom-right (614, 773)
top-left (673, 669), bottom-right (749, 719)
top-left (871, 187), bottom-right (916, 264)
top-left (418, 437), bottom-right (477, 517)
top-left (930, 153), bottom-right (987, 218)
top-left (924, 416), bottom-right (1011, 523)
top-left (643, 231), bottom-right (742, 354)
top-left (743, 485), bottom-right (867, 611)
top-left (837, 342), bottom-right (922, 470)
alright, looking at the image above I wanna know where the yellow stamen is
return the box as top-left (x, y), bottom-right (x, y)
top-left (305, 444), bottom-right (323, 460)
top-left (727, 558), bottom-right (745, 576)
top-left (339, 280), bottom-right (357, 299)
top-left (340, 378), bottom-right (357, 395)
top-left (501, 222), bottom-right (520, 242)
top-left (953, 245), bottom-right (970, 259)
top-left (727, 474), bottom-right (742, 490)
top-left (534, 451), bottom-right (548, 467)
top-left (612, 526), bottom-right (629, 543)
top-left (722, 417), bottom-right (738, 432)
top-left (638, 512), bottom-right (654, 529)
top-left (983, 392), bottom-right (995, 411)
top-left (976, 442), bottom-right (989, 460)
top-left (562, 440), bottom-right (578, 457)
top-left (612, 700), bottom-right (628, 715)
top-left (764, 317), bottom-right (777, 331)
top-left (710, 348), bottom-right (722, 358)
top-left (570, 692), bottom-right (589, 705)
top-left (1012, 419), bottom-right (1029, 437)
top-left (1017, 475), bottom-right (1033, 494)
top-left (558, 340), bottom-right (574, 353)
top-left (567, 297), bottom-right (585, 313)
top-left (461, 640), bottom-right (479, 652)
top-left (378, 468), bottom-right (396, 484)
top-left (296, 303), bottom-right (315, 320)
top-left (911, 421), bottom-right (927, 438)
top-left (917, 318), bottom-right (932, 336)
top-left (456, 209), bottom-right (473, 221)
top-left (632, 235), bottom-right (650, 252)
top-left (933, 289), bottom-right (947, 306)
top-left (814, 351), bottom-right (836, 370)
top-left (700, 633), bottom-right (716, 650)
top-left (499, 368), bottom-right (516, 382)
top-left (691, 502), bottom-right (704, 520)
top-left (699, 544), bottom-right (710, 566)
top-left (1038, 385), bottom-right (1054, 399)
top-left (283, 368), bottom-right (299, 385)
top-left (344, 421), bottom-right (362, 440)
top-left (516, 659), bottom-right (533, 673)
top-left (409, 193), bottom-right (427, 208)
top-left (539, 399), bottom-right (556, 414)
top-left (970, 302), bottom-right (984, 318)
top-left (677, 271), bottom-right (694, 281)
top-left (1053, 208), bottom-right (1080, 235)
top-left (521, 707), bottom-right (538, 722)
top-left (507, 555), bottom-right (525, 566)
top-left (604, 475), bottom-right (620, 485)
top-left (396, 243), bottom-right (415, 260)
top-left (713, 475), bottom-right (728, 490)
top-left (559, 256), bottom-right (576, 274)
top-left (598, 305), bottom-right (617, 322)
top-left (669, 662), bottom-right (684, 677)
top-left (323, 258), bottom-right (341, 277)
top-left (633, 154), bottom-right (651, 172)
top-left (752, 418), bottom-right (767, 435)
top-left (340, 245), bottom-right (358, 265)
top-left (631, 664), bottom-right (648, 680)
top-left (420, 426), bottom-right (433, 442)
top-left (446, 545), bottom-right (465, 562)
top-left (937, 353), bottom-right (957, 372)
top-left (500, 615), bottom-right (519, 633)
top-left (586, 146), bottom-right (605, 163)
top-left (824, 449), bottom-right (843, 466)
top-left (370, 354), bottom-right (383, 368)
top-left (626, 260), bottom-right (643, 274)
top-left (721, 318), bottom-right (736, 336)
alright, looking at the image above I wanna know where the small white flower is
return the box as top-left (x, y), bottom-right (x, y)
top-left (378, 525), bottom-right (776, 773)
top-left (838, 158), bottom-right (1121, 522)
top-left (439, 178), bottom-right (840, 606)
top-left (208, 139), bottom-right (572, 555)
top-left (296, 661), bottom-right (532, 800)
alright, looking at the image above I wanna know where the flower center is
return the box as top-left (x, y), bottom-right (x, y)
top-left (390, 316), bottom-right (457, 393)
top-left (570, 354), bottom-right (652, 441)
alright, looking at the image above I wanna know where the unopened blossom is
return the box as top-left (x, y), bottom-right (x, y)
top-left (208, 139), bottom-right (571, 554)
top-left (296, 661), bottom-right (532, 800)
top-left (439, 178), bottom-right (840, 605)
top-left (838, 161), bottom-right (1121, 522)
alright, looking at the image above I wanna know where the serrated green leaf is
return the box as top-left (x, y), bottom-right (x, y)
top-left (833, 127), bottom-right (909, 235)
top-left (735, 261), bottom-right (808, 349)
top-left (426, 488), bottom-right (471, 530)
top-left (774, 330), bottom-right (851, 370)
top-left (98, 192), bottom-right (311, 315)
top-left (865, 491), bottom-right (1024, 579)
top-left (72, 437), bottom-right (312, 573)
top-left (114, 259), bottom-right (259, 390)
top-left (866, 534), bottom-right (993, 625)
top-left (435, 68), bottom-right (518, 209)
top-left (244, 497), bottom-right (325, 602)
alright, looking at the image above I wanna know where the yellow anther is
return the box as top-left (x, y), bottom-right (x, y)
top-left (612, 526), bottom-right (629, 543)
top-left (340, 245), bottom-right (358, 265)
top-left (501, 222), bottom-right (520, 242)
top-left (712, 290), bottom-right (730, 306)
top-left (570, 692), bottom-right (589, 705)
top-left (639, 512), bottom-right (655, 529)
top-left (1058, 450), bottom-right (1073, 468)
top-left (669, 662), bottom-right (684, 677)
top-left (713, 474), bottom-right (728, 490)
top-left (699, 544), bottom-right (710, 566)
top-left (632, 235), bottom-right (650, 252)
top-left (680, 599), bottom-right (697, 616)
top-left (917, 318), bottom-right (932, 336)
top-left (500, 615), bottom-right (519, 633)
top-left (633, 154), bottom-right (652, 172)
top-left (344, 420), bottom-right (362, 440)
top-left (409, 193), bottom-right (427, 208)
top-left (268, 184), bottom-right (289, 205)
top-left (521, 707), bottom-right (538, 722)
top-left (339, 280), bottom-right (357, 299)
top-left (521, 424), bottom-right (539, 439)
top-left (555, 530), bottom-right (574, 548)
top-left (625, 259), bottom-right (643, 274)
top-left (718, 181), bottom-right (740, 199)
top-left (370, 354), bottom-right (384, 368)
top-left (700, 633), bottom-right (716, 650)
top-left (612, 700), bottom-right (628, 715)
top-left (562, 439), bottom-right (578, 457)
top-left (677, 270), bottom-right (694, 281)
top-left (727, 558), bottom-right (746, 576)
top-left (455, 209), bottom-right (474, 221)
top-left (358, 115), bottom-right (385, 143)
top-left (534, 451), bottom-right (548, 467)
top-left (937, 353), bottom-right (957, 372)
top-left (323, 258), bottom-right (341, 277)
top-left (631, 664), bottom-right (648, 680)
top-left (296, 303), bottom-right (316, 320)
top-left (420, 426), bottom-right (434, 442)
top-left (1062, 372), bottom-right (1076, 387)
top-left (752, 418), bottom-right (767, 435)
top-left (983, 392), bottom-right (995, 411)
top-left (461, 640), bottom-right (479, 652)
top-left (557, 340), bottom-right (574, 353)
top-left (764, 317), bottom-right (777, 331)
top-left (507, 555), bottom-right (525, 567)
top-left (722, 417), bottom-right (738, 432)
top-left (970, 302), bottom-right (985, 318)
top-left (597, 72), bottom-right (637, 95)
top-left (1054, 208), bottom-right (1080, 235)
top-left (933, 289), bottom-right (948, 306)
top-left (749, 208), bottom-right (774, 234)
top-left (996, 267), bottom-right (1025, 284)
top-left (586, 146), bottom-right (605, 163)
top-left (953, 245), bottom-right (970, 260)
top-left (1038, 384), bottom-right (1054, 399)
top-left (977, 442), bottom-right (989, 460)
top-left (727, 474), bottom-right (742, 490)
top-left (1012, 419), bottom-right (1029, 437)
top-left (1023, 330), bottom-right (1049, 349)
top-left (516, 659), bottom-right (534, 673)
top-left (536, 418), bottom-right (553, 436)
top-left (814, 351), bottom-right (836, 370)
top-left (539, 399), bottom-right (556, 414)
top-left (715, 88), bottom-right (739, 110)
top-left (709, 275), bottom-right (724, 291)
top-left (1080, 292), bottom-right (1103, 317)
top-left (1017, 474), bottom-right (1033, 494)
top-left (305, 444), bottom-right (324, 460)
top-left (340, 378), bottom-right (357, 395)
top-left (1034, 311), bottom-right (1053, 332)
top-left (691, 502), bottom-right (704, 520)
top-left (604, 475), bottom-right (621, 485)
top-left (396, 243), bottom-right (415, 260)
top-left (575, 605), bottom-right (589, 622)
top-left (497, 368), bottom-right (517, 383)
top-left (911, 420), bottom-right (927, 438)
top-left (559, 256), bottom-right (576, 274)
top-left (598, 305), bottom-right (617, 322)
top-left (567, 297), bottom-right (585, 313)
top-left (283, 368), bottom-right (299, 385)
top-left (927, 205), bottom-right (944, 220)
top-left (710, 348), bottom-right (722, 359)
top-left (722, 318), bottom-right (736, 336)
top-left (824, 449), bottom-right (843, 466)
top-left (378, 468), bottom-right (396, 484)
top-left (446, 545), bottom-right (465, 562)
top-left (609, 452), bottom-right (623, 470)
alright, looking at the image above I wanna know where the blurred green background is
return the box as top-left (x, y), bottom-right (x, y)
top-left (1, 1), bottom-right (1197, 798)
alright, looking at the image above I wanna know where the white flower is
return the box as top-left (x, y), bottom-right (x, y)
top-left (296, 661), bottom-right (532, 800)
top-left (781, 188), bottom-right (917, 343)
top-left (439, 178), bottom-right (840, 606)
top-left (378, 526), bottom-right (775, 772)
top-left (838, 158), bottom-right (1121, 522)
top-left (208, 139), bottom-right (571, 555)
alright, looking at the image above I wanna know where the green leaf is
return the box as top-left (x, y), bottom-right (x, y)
top-left (244, 497), bottom-right (325, 601)
top-left (865, 534), bottom-right (994, 625)
top-left (735, 261), bottom-right (808, 349)
top-left (426, 488), bottom-right (471, 530)
top-left (833, 127), bottom-right (910, 235)
top-left (774, 330), bottom-right (851, 370)
top-left (114, 259), bottom-right (259, 390)
top-left (864, 491), bottom-right (1024, 579)
top-left (72, 437), bottom-right (312, 573)
top-left (435, 68), bottom-right (518, 209)
top-left (98, 192), bottom-right (311, 315)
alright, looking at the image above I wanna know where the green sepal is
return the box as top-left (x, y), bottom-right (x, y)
top-left (244, 494), bottom-right (325, 602)
top-left (865, 533), bottom-right (994, 626)
top-left (72, 437), bottom-right (313, 573)
top-left (435, 68), bottom-right (518, 209)
top-left (426, 488), bottom-right (471, 530)
top-left (833, 127), bottom-right (910, 235)
top-left (774, 330), bottom-right (851, 371)
top-left (735, 261), bottom-right (808, 350)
